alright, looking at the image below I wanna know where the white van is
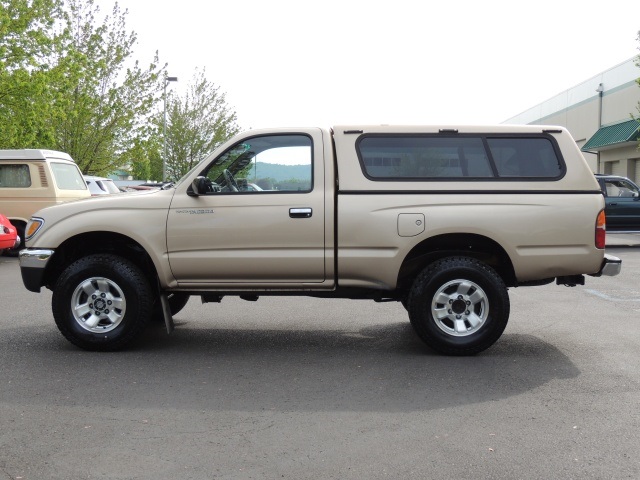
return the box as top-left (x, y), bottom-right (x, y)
top-left (0, 149), bottom-right (90, 253)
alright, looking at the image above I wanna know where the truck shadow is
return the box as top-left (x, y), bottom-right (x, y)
top-left (0, 320), bottom-right (579, 414)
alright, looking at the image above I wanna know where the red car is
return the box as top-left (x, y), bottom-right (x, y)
top-left (0, 213), bottom-right (20, 254)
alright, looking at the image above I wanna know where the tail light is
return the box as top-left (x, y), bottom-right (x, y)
top-left (595, 209), bottom-right (606, 249)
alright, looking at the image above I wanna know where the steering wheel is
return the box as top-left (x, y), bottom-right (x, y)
top-left (223, 169), bottom-right (239, 192)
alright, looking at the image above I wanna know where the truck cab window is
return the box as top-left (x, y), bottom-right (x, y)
top-left (202, 134), bottom-right (313, 193)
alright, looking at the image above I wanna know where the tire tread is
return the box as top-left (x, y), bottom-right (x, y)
top-left (408, 256), bottom-right (509, 355)
top-left (52, 254), bottom-right (153, 351)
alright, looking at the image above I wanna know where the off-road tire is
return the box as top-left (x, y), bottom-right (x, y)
top-left (52, 254), bottom-right (153, 351)
top-left (408, 256), bottom-right (510, 355)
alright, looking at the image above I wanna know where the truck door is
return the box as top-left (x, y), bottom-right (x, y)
top-left (166, 129), bottom-right (328, 286)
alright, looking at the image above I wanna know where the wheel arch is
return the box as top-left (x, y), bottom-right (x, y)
top-left (42, 232), bottom-right (161, 290)
top-left (7, 216), bottom-right (28, 228)
top-left (397, 233), bottom-right (517, 293)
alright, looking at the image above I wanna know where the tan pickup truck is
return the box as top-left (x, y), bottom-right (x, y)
top-left (19, 125), bottom-right (621, 355)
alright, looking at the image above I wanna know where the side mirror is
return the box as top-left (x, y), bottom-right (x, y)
top-left (189, 176), bottom-right (209, 196)
top-left (189, 176), bottom-right (220, 196)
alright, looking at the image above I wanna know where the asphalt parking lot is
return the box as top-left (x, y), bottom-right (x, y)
top-left (1, 236), bottom-right (639, 480)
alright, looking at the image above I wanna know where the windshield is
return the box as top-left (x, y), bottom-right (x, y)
top-left (102, 180), bottom-right (121, 194)
top-left (603, 178), bottom-right (640, 197)
top-left (50, 163), bottom-right (87, 191)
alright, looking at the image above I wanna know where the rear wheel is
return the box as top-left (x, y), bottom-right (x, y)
top-left (52, 254), bottom-right (153, 351)
top-left (408, 256), bottom-right (509, 355)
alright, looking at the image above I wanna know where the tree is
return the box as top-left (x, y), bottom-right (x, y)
top-left (53, 0), bottom-right (164, 174)
top-left (118, 137), bottom-right (151, 180)
top-left (0, 0), bottom-right (65, 147)
top-left (162, 69), bottom-right (240, 182)
top-left (0, 0), bottom-right (165, 175)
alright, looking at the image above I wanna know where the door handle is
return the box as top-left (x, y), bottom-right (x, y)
top-left (289, 208), bottom-right (312, 218)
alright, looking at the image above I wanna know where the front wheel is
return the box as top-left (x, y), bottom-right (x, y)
top-left (52, 254), bottom-right (154, 351)
top-left (408, 256), bottom-right (510, 355)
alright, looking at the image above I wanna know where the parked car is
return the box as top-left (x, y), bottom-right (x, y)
top-left (83, 176), bottom-right (122, 196)
top-left (0, 213), bottom-right (20, 255)
top-left (120, 182), bottom-right (174, 192)
top-left (122, 185), bottom-right (160, 192)
top-left (595, 174), bottom-right (640, 231)
top-left (0, 149), bottom-right (90, 254)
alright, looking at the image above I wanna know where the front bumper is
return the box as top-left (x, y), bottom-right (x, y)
top-left (19, 248), bottom-right (55, 292)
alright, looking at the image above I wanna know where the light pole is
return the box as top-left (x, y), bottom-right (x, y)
top-left (163, 76), bottom-right (178, 182)
top-left (595, 83), bottom-right (604, 173)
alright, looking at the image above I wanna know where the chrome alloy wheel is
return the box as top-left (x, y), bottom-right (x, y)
top-left (70, 277), bottom-right (127, 333)
top-left (431, 279), bottom-right (489, 337)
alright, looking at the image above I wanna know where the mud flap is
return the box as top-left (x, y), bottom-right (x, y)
top-left (159, 293), bottom-right (175, 334)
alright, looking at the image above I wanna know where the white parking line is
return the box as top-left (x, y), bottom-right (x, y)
top-left (584, 289), bottom-right (640, 302)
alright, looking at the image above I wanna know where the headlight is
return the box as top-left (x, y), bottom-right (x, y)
top-left (0, 223), bottom-right (9, 234)
top-left (25, 217), bottom-right (45, 240)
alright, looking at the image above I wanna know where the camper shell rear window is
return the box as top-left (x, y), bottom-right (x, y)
top-left (356, 134), bottom-right (565, 181)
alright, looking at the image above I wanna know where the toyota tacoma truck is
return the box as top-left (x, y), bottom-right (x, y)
top-left (19, 125), bottom-right (621, 355)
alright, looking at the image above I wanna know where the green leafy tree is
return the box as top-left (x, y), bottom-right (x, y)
top-left (53, 0), bottom-right (164, 174)
top-left (0, 0), bottom-right (65, 147)
top-left (118, 130), bottom-right (163, 182)
top-left (0, 0), bottom-right (60, 66)
top-left (162, 69), bottom-right (240, 181)
top-left (118, 138), bottom-right (151, 180)
top-left (0, 0), bottom-right (165, 174)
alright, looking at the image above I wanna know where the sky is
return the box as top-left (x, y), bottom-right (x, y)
top-left (96, 0), bottom-right (639, 130)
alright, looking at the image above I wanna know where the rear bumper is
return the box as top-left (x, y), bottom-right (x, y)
top-left (0, 235), bottom-right (19, 250)
top-left (592, 253), bottom-right (622, 277)
top-left (19, 248), bottom-right (55, 292)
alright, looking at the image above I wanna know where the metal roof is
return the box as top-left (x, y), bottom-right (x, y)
top-left (582, 119), bottom-right (640, 151)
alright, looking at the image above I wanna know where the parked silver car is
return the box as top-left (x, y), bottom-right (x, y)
top-left (83, 176), bottom-right (122, 196)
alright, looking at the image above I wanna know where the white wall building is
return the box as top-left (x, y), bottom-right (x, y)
top-left (505, 58), bottom-right (640, 183)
